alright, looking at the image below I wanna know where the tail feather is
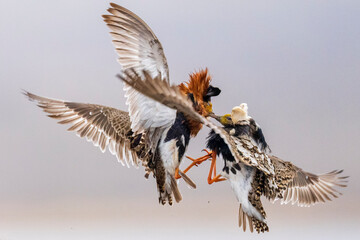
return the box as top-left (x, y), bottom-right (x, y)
top-left (178, 170), bottom-right (196, 189)
top-left (239, 204), bottom-right (252, 232)
top-left (238, 204), bottom-right (268, 233)
top-left (170, 174), bottom-right (182, 203)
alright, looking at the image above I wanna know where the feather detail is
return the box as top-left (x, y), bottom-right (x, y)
top-left (269, 155), bottom-right (348, 207)
top-left (104, 3), bottom-right (175, 151)
top-left (23, 91), bottom-right (148, 168)
top-left (170, 174), bottom-right (182, 203)
top-left (178, 170), bottom-right (196, 189)
top-left (103, 3), bottom-right (169, 81)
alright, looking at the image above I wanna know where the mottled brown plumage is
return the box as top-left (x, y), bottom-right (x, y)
top-left (269, 156), bottom-right (348, 206)
top-left (23, 91), bottom-right (153, 168)
top-left (207, 111), bottom-right (348, 233)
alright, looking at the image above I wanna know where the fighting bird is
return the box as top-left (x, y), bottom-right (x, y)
top-left (118, 70), bottom-right (348, 232)
top-left (24, 3), bottom-right (221, 205)
top-left (184, 104), bottom-right (348, 233)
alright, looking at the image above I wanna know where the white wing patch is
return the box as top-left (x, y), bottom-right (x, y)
top-left (123, 83), bottom-right (176, 137)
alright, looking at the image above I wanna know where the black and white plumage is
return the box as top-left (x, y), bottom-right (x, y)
top-left (224, 103), bottom-right (270, 152)
top-left (103, 3), bottom-right (222, 204)
top-left (112, 68), bottom-right (348, 232)
top-left (24, 3), bottom-right (220, 205)
top-left (126, 75), bottom-right (348, 231)
top-left (205, 105), bottom-right (348, 233)
top-left (118, 72), bottom-right (273, 228)
top-left (104, 3), bottom-right (221, 204)
top-left (103, 3), bottom-right (186, 204)
top-left (118, 68), bottom-right (222, 204)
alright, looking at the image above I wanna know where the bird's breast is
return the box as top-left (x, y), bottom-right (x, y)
top-left (158, 112), bottom-right (191, 173)
top-left (207, 129), bottom-right (236, 162)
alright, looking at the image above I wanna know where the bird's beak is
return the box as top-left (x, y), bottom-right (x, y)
top-left (209, 113), bottom-right (221, 122)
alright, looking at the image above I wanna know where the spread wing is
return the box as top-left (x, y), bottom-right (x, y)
top-left (282, 168), bottom-right (348, 207)
top-left (103, 3), bottom-right (175, 138)
top-left (23, 91), bottom-right (143, 168)
top-left (103, 3), bottom-right (169, 81)
top-left (270, 156), bottom-right (348, 207)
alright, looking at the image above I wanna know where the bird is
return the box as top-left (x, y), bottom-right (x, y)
top-left (102, 3), bottom-right (223, 204)
top-left (183, 104), bottom-right (348, 233)
top-left (117, 71), bottom-right (349, 232)
top-left (24, 3), bottom-right (221, 205)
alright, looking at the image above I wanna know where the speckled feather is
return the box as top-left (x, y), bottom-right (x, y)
top-left (23, 91), bottom-right (153, 168)
top-left (206, 120), bottom-right (348, 233)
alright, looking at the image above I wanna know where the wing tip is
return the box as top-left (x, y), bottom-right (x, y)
top-left (22, 89), bottom-right (37, 102)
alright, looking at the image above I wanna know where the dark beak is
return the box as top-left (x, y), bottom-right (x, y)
top-left (209, 112), bottom-right (221, 122)
top-left (206, 85), bottom-right (221, 98)
top-left (203, 85), bottom-right (221, 102)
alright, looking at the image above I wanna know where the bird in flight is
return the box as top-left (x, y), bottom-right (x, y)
top-left (119, 69), bottom-right (348, 233)
top-left (182, 104), bottom-right (348, 232)
top-left (24, 3), bottom-right (221, 205)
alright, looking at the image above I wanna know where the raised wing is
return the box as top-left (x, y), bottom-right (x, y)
top-left (23, 91), bottom-right (144, 168)
top-left (103, 3), bottom-right (169, 81)
top-left (270, 155), bottom-right (348, 207)
top-left (103, 3), bottom-right (174, 137)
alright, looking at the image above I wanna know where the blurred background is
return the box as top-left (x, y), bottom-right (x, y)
top-left (1, 0), bottom-right (359, 239)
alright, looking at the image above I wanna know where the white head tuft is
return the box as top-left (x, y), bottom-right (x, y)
top-left (231, 103), bottom-right (249, 124)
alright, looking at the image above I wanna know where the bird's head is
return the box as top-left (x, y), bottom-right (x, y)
top-left (211, 103), bottom-right (249, 126)
top-left (178, 68), bottom-right (221, 117)
top-left (219, 114), bottom-right (233, 126)
top-left (231, 103), bottom-right (249, 123)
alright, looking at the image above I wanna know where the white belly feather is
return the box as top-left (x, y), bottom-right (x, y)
top-left (222, 163), bottom-right (264, 222)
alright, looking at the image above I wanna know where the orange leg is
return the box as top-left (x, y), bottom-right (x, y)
top-left (176, 149), bottom-right (226, 184)
top-left (175, 153), bottom-right (211, 180)
top-left (174, 168), bottom-right (181, 179)
top-left (207, 151), bottom-right (226, 184)
top-left (182, 152), bottom-right (212, 174)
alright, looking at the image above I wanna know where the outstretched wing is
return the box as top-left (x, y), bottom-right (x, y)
top-left (103, 3), bottom-right (169, 81)
top-left (270, 155), bottom-right (348, 207)
top-left (103, 3), bottom-right (175, 138)
top-left (282, 169), bottom-right (348, 207)
top-left (24, 91), bottom-right (143, 168)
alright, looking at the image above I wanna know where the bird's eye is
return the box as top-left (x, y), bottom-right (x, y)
top-left (227, 117), bottom-right (231, 121)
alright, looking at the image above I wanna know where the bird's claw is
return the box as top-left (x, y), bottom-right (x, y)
top-left (201, 149), bottom-right (212, 155)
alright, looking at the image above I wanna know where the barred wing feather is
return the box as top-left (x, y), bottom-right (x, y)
top-left (103, 3), bottom-right (175, 137)
top-left (24, 91), bottom-right (141, 168)
top-left (270, 155), bottom-right (348, 207)
top-left (103, 3), bottom-right (169, 81)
